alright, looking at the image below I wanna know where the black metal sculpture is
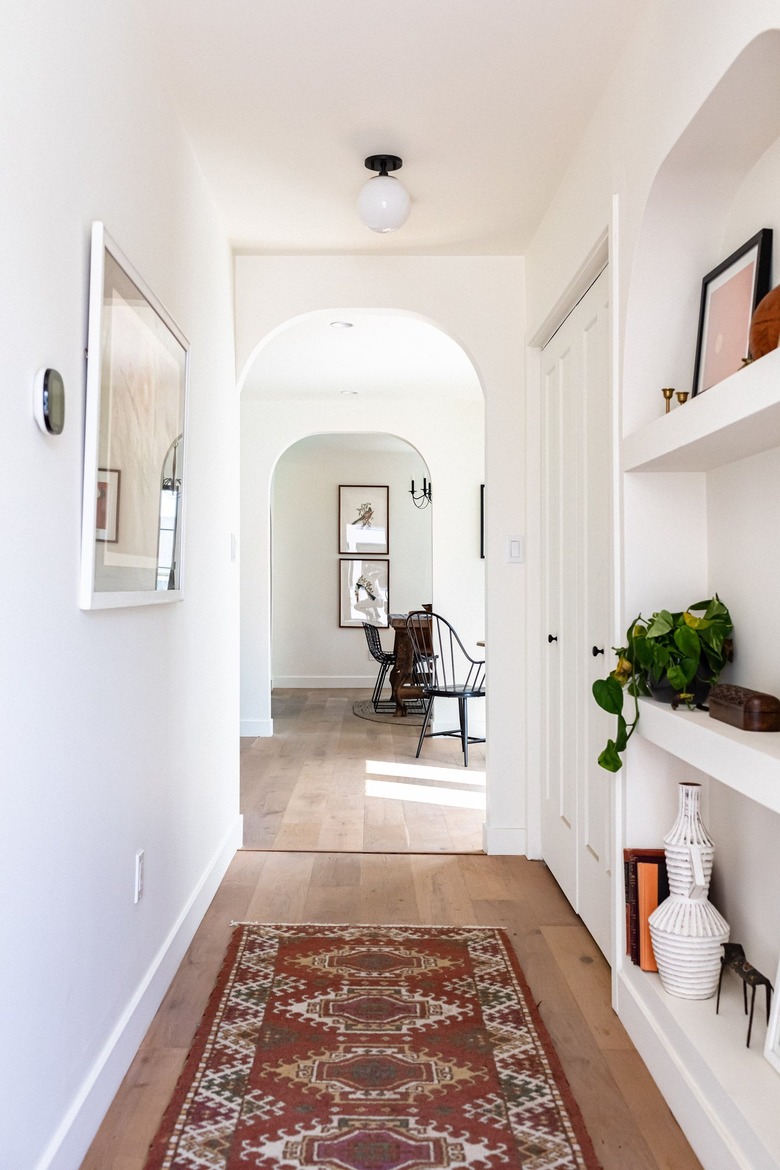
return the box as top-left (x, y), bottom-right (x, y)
top-left (716, 942), bottom-right (773, 1047)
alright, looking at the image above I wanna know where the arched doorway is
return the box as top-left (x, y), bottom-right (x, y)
top-left (239, 309), bottom-right (486, 851)
top-left (239, 308), bottom-right (485, 734)
top-left (271, 432), bottom-right (432, 687)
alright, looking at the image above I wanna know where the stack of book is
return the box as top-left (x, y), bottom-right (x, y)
top-left (624, 848), bottom-right (669, 972)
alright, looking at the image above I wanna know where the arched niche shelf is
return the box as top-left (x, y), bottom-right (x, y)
top-left (615, 31), bottom-right (780, 1170)
top-left (623, 31), bottom-right (780, 436)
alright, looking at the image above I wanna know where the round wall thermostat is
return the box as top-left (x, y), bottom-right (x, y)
top-left (34, 367), bottom-right (65, 435)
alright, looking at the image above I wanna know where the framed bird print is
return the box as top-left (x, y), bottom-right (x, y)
top-left (338, 485), bottom-right (389, 554)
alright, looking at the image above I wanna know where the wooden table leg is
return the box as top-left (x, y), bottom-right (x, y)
top-left (389, 626), bottom-right (414, 716)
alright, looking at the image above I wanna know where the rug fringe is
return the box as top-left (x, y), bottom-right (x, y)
top-left (229, 920), bottom-right (507, 929)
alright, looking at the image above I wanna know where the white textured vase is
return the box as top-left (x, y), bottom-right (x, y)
top-left (648, 783), bottom-right (729, 999)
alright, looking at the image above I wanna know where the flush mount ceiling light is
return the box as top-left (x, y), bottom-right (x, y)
top-left (357, 155), bottom-right (411, 233)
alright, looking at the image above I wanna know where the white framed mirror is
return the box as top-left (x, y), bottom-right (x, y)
top-left (80, 223), bottom-right (189, 609)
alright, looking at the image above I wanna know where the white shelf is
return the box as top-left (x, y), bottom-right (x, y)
top-left (623, 347), bottom-right (780, 472)
top-left (636, 697), bottom-right (780, 815)
top-left (619, 963), bottom-right (780, 1170)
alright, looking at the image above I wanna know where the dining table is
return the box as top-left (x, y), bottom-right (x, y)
top-left (387, 609), bottom-right (431, 716)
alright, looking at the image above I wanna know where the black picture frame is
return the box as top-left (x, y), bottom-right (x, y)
top-left (692, 228), bottom-right (772, 396)
top-left (338, 485), bottom-right (389, 555)
top-left (480, 484), bottom-right (485, 559)
top-left (338, 558), bottom-right (390, 628)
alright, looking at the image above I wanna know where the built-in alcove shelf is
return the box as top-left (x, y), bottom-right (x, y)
top-left (618, 963), bottom-right (780, 1170)
top-left (623, 347), bottom-right (780, 473)
top-left (636, 697), bottom-right (780, 815)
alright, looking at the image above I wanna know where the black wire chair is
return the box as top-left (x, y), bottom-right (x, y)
top-left (362, 622), bottom-right (397, 711)
top-left (405, 611), bottom-right (485, 766)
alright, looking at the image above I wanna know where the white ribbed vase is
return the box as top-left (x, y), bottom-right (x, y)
top-left (648, 783), bottom-right (729, 999)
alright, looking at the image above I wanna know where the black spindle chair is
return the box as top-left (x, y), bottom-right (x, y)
top-left (405, 611), bottom-right (485, 766)
top-left (362, 622), bottom-right (397, 711)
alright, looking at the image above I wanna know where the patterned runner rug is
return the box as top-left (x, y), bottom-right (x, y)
top-left (144, 923), bottom-right (601, 1170)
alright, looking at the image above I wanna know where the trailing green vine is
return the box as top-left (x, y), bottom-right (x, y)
top-left (593, 596), bottom-right (733, 772)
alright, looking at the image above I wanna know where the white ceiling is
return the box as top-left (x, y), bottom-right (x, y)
top-left (242, 310), bottom-right (483, 400)
top-left (144, 2), bottom-right (645, 398)
top-left (146, 0), bottom-right (645, 256)
top-left (281, 432), bottom-right (426, 458)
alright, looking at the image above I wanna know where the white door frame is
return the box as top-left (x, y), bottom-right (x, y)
top-left (523, 206), bottom-right (624, 971)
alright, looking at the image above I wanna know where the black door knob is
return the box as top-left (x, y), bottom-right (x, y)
top-left (548, 634), bottom-right (558, 643)
top-left (592, 645), bottom-right (605, 656)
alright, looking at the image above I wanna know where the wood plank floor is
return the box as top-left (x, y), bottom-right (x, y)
top-left (241, 688), bottom-right (486, 853)
top-left (81, 689), bottom-right (702, 1170)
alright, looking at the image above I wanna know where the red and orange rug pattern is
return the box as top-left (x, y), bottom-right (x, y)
top-left (144, 923), bottom-right (601, 1170)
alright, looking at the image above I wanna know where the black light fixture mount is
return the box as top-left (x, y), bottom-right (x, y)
top-left (364, 154), bottom-right (404, 176)
top-left (409, 478), bottom-right (432, 508)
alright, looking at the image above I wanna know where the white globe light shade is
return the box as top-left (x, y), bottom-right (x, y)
top-left (357, 174), bottom-right (411, 233)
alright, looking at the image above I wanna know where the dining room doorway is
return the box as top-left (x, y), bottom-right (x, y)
top-left (239, 309), bottom-right (486, 853)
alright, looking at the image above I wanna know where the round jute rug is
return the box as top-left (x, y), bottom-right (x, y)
top-left (352, 699), bottom-right (424, 726)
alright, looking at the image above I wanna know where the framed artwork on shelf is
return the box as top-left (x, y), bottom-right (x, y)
top-left (339, 558), bottom-right (390, 628)
top-left (480, 484), bottom-right (485, 559)
top-left (338, 485), bottom-right (389, 555)
top-left (96, 468), bottom-right (120, 542)
top-left (692, 227), bottom-right (772, 396)
top-left (80, 222), bottom-right (189, 609)
top-left (764, 952), bottom-right (780, 1076)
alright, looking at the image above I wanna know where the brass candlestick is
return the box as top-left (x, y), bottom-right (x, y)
top-left (676, 391), bottom-right (689, 405)
top-left (662, 387), bottom-right (675, 414)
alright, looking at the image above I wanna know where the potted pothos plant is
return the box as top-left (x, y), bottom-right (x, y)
top-left (593, 596), bottom-right (733, 772)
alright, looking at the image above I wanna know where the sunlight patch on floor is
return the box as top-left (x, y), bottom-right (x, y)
top-left (364, 778), bottom-right (486, 809)
top-left (365, 759), bottom-right (486, 787)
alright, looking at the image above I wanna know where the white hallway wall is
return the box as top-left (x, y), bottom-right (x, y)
top-left (525, 2), bottom-right (780, 338)
top-left (237, 258), bottom-right (524, 851)
top-left (522, 2), bottom-right (780, 842)
top-left (272, 437), bottom-right (437, 687)
top-left (523, 0), bottom-right (780, 1014)
top-left (0, 3), bottom-right (240, 1168)
top-left (520, 10), bottom-right (780, 1164)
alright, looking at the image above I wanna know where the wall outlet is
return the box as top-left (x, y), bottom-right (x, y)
top-left (134, 849), bottom-right (145, 904)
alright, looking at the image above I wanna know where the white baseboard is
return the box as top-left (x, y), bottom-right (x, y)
top-left (39, 814), bottom-right (244, 1170)
top-left (274, 676), bottom-right (374, 688)
top-left (240, 718), bottom-right (273, 737)
top-left (482, 824), bottom-right (527, 855)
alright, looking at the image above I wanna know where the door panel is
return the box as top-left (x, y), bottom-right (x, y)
top-left (541, 268), bottom-right (612, 959)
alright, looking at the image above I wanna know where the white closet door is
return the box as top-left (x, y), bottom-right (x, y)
top-left (540, 268), bottom-right (613, 959)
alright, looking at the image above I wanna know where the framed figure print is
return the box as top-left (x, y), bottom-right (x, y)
top-left (339, 559), bottom-right (389, 627)
top-left (692, 228), bottom-right (772, 395)
top-left (80, 222), bottom-right (189, 609)
top-left (338, 485), bottom-right (389, 555)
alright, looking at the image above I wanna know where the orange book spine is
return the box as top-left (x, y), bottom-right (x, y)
top-left (637, 861), bottom-right (660, 972)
